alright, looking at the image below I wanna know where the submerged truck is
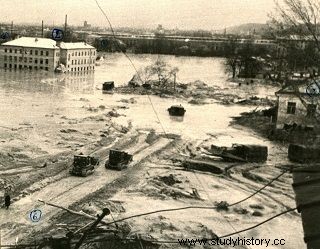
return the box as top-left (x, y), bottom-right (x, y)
top-left (69, 155), bottom-right (99, 177)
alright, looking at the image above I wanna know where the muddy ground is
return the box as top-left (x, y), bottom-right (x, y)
top-left (112, 80), bottom-right (276, 106)
top-left (0, 80), bottom-right (305, 249)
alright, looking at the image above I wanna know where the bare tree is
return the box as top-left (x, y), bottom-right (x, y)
top-left (270, 0), bottom-right (320, 120)
top-left (272, 0), bottom-right (320, 49)
top-left (133, 58), bottom-right (179, 90)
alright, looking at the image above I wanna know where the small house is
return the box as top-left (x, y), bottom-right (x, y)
top-left (275, 81), bottom-right (319, 130)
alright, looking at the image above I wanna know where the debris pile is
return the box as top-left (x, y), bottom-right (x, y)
top-left (288, 144), bottom-right (320, 163)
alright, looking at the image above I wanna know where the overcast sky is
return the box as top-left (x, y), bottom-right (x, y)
top-left (1, 0), bottom-right (275, 30)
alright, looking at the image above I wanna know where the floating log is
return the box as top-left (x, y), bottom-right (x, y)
top-left (182, 159), bottom-right (224, 174)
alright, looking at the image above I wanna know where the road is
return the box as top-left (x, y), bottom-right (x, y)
top-left (0, 133), bottom-right (172, 245)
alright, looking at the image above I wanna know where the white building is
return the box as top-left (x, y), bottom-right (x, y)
top-left (0, 37), bottom-right (96, 72)
top-left (59, 42), bottom-right (96, 72)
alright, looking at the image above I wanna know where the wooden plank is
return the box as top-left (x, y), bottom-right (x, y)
top-left (182, 159), bottom-right (224, 174)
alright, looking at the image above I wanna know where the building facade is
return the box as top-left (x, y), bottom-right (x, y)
top-left (59, 42), bottom-right (96, 72)
top-left (275, 83), bottom-right (319, 130)
top-left (0, 37), bottom-right (96, 72)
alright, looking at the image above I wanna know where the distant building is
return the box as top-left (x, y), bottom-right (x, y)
top-left (84, 21), bottom-right (91, 29)
top-left (0, 37), bottom-right (96, 72)
top-left (275, 82), bottom-right (319, 130)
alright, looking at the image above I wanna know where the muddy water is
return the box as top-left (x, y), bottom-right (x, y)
top-left (0, 53), bottom-right (283, 163)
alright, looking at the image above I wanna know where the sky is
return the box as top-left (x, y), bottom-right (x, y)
top-left (0, 0), bottom-right (276, 30)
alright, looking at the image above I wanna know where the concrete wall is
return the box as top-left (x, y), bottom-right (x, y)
top-left (276, 94), bottom-right (318, 129)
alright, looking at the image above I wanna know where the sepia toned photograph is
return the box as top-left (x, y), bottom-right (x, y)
top-left (0, 0), bottom-right (319, 248)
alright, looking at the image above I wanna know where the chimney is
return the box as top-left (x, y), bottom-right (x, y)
top-left (41, 20), bottom-right (44, 38)
top-left (10, 21), bottom-right (13, 37)
top-left (64, 15), bottom-right (68, 33)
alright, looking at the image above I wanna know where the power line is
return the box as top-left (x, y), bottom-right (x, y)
top-left (104, 169), bottom-right (288, 225)
top-left (0, 207), bottom-right (297, 247)
top-left (94, 0), bottom-right (171, 139)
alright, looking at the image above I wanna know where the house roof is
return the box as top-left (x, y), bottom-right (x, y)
top-left (275, 80), bottom-right (316, 95)
top-left (2, 37), bottom-right (59, 49)
top-left (59, 42), bottom-right (95, 50)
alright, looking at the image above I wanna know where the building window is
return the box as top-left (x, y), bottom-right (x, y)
top-left (40, 51), bottom-right (43, 56)
top-left (45, 67), bottom-right (48, 71)
top-left (9, 56), bottom-right (12, 61)
top-left (19, 65), bottom-right (22, 69)
top-left (35, 59), bottom-right (38, 64)
top-left (4, 63), bottom-right (7, 68)
top-left (30, 50), bottom-right (33, 55)
top-left (24, 57), bottom-right (27, 63)
top-left (72, 52), bottom-right (74, 56)
top-left (287, 102), bottom-right (296, 114)
top-left (4, 55), bottom-right (7, 61)
top-left (14, 56), bottom-right (17, 62)
top-left (72, 60), bottom-right (73, 65)
top-left (45, 59), bottom-right (48, 64)
top-left (35, 50), bottom-right (38, 55)
top-left (34, 66), bottom-right (38, 70)
top-left (9, 49), bottom-right (12, 53)
top-left (20, 49), bottom-right (22, 54)
top-left (75, 52), bottom-right (77, 56)
top-left (81, 52), bottom-right (83, 56)
top-left (29, 58), bottom-right (32, 63)
top-left (14, 64), bottom-right (17, 69)
top-left (40, 59), bottom-right (43, 64)
top-left (40, 66), bottom-right (43, 69)
top-left (19, 57), bottom-right (22, 62)
top-left (71, 68), bottom-right (73, 72)
top-left (14, 49), bottom-right (17, 53)
top-left (4, 48), bottom-right (7, 53)
top-left (29, 66), bottom-right (32, 70)
top-left (9, 64), bottom-right (12, 68)
top-left (307, 104), bottom-right (317, 117)
top-left (46, 51), bottom-right (49, 56)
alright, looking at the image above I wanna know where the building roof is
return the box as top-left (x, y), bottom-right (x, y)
top-left (2, 37), bottom-right (59, 49)
top-left (59, 42), bottom-right (95, 50)
top-left (275, 80), bottom-right (313, 96)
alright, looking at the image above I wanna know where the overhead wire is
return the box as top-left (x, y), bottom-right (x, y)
top-left (103, 169), bottom-right (289, 225)
top-left (94, 0), bottom-right (172, 139)
top-left (0, 206), bottom-right (298, 248)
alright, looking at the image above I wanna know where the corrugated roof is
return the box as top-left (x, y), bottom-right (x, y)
top-left (2, 37), bottom-right (59, 49)
top-left (59, 42), bottom-right (95, 49)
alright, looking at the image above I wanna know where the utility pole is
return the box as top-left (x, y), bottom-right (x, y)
top-left (74, 208), bottom-right (110, 249)
top-left (173, 72), bottom-right (176, 92)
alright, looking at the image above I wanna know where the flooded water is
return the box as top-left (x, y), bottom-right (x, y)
top-left (0, 53), bottom-right (282, 161)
